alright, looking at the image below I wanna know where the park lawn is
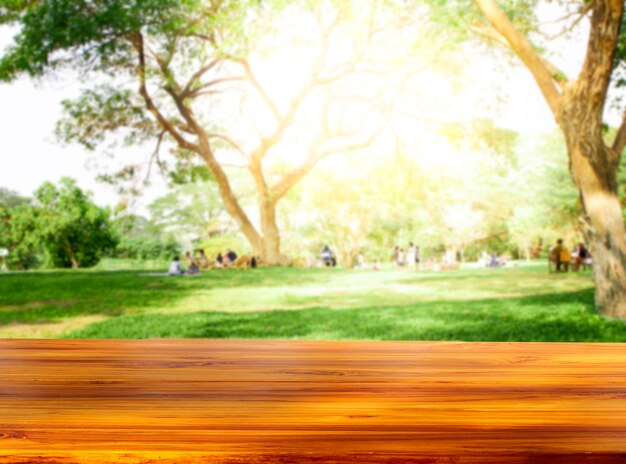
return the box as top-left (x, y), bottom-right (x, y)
top-left (0, 261), bottom-right (624, 341)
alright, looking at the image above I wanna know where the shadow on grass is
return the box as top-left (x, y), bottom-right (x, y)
top-left (67, 288), bottom-right (626, 342)
top-left (396, 266), bottom-right (592, 285)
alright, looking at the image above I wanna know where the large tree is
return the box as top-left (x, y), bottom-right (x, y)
top-left (0, 0), bottom-right (414, 264)
top-left (432, 0), bottom-right (626, 317)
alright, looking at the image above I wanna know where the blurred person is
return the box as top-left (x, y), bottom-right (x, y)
top-left (197, 249), bottom-right (209, 269)
top-left (168, 256), bottom-right (185, 276)
top-left (222, 250), bottom-right (232, 267)
top-left (550, 239), bottom-right (571, 273)
top-left (321, 245), bottom-right (336, 267)
top-left (407, 242), bottom-right (416, 266)
top-left (396, 248), bottom-right (406, 267)
top-left (572, 242), bottom-right (591, 271)
top-left (355, 252), bottom-right (366, 269)
top-left (227, 249), bottom-right (238, 264)
top-left (391, 245), bottom-right (400, 263)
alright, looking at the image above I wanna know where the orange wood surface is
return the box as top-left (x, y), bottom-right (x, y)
top-left (0, 339), bottom-right (625, 463)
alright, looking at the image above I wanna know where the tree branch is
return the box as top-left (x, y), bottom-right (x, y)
top-left (470, 20), bottom-right (568, 89)
top-left (611, 110), bottom-right (626, 158)
top-left (246, 9), bottom-right (373, 163)
top-left (134, 32), bottom-right (261, 248)
top-left (181, 59), bottom-right (220, 97)
top-left (251, 79), bottom-right (317, 162)
top-left (537, 1), bottom-right (593, 40)
top-left (241, 58), bottom-right (281, 122)
top-left (144, 130), bottom-right (167, 184)
top-left (270, 121), bottom-right (387, 203)
top-left (207, 133), bottom-right (249, 160)
top-left (132, 33), bottom-right (199, 153)
top-left (473, 0), bottom-right (562, 117)
top-left (184, 76), bottom-right (245, 99)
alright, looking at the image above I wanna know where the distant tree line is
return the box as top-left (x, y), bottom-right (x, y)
top-left (0, 178), bottom-right (233, 269)
top-left (111, 214), bottom-right (181, 261)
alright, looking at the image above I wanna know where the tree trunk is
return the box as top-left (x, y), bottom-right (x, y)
top-left (561, 119), bottom-right (626, 318)
top-left (259, 200), bottom-right (282, 266)
top-left (558, 1), bottom-right (626, 318)
top-left (248, 158), bottom-right (283, 266)
top-left (65, 246), bottom-right (79, 269)
top-left (198, 145), bottom-right (264, 258)
top-left (531, 238), bottom-right (542, 259)
top-left (589, 212), bottom-right (626, 318)
top-left (573, 157), bottom-right (626, 318)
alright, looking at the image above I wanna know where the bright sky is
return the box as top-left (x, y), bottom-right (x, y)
top-left (0, 3), bottom-right (592, 211)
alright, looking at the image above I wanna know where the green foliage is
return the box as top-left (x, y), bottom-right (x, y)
top-left (0, 0), bottom-right (39, 25)
top-left (424, 0), bottom-right (539, 44)
top-left (114, 236), bottom-right (180, 260)
top-left (463, 232), bottom-right (512, 261)
top-left (56, 86), bottom-right (156, 150)
top-left (276, 125), bottom-right (594, 265)
top-left (0, 187), bottom-right (30, 209)
top-left (0, 202), bottom-right (41, 269)
top-left (33, 178), bottom-right (118, 268)
top-left (279, 151), bottom-right (440, 264)
top-left (110, 213), bottom-right (180, 260)
top-left (113, 213), bottom-right (153, 236)
top-left (0, 0), bottom-right (201, 80)
top-left (441, 118), bottom-right (519, 169)
top-left (506, 131), bottom-right (582, 256)
top-left (148, 179), bottom-right (231, 241)
top-left (0, 189), bottom-right (40, 269)
top-left (167, 151), bottom-right (215, 185)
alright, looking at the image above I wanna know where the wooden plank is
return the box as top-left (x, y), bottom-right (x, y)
top-left (0, 340), bottom-right (625, 463)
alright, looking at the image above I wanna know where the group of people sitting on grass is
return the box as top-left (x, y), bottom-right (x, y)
top-left (479, 251), bottom-right (509, 269)
top-left (168, 239), bottom-right (590, 275)
top-left (549, 239), bottom-right (591, 273)
top-left (168, 249), bottom-right (257, 275)
top-left (392, 243), bottom-right (421, 268)
top-left (320, 242), bottom-right (423, 270)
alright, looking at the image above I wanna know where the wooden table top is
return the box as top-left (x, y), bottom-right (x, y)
top-left (0, 340), bottom-right (625, 463)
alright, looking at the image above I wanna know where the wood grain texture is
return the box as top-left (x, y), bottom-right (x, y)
top-left (0, 340), bottom-right (625, 463)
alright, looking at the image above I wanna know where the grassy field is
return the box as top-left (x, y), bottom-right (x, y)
top-left (0, 261), bottom-right (625, 341)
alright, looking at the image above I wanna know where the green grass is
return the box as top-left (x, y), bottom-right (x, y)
top-left (0, 262), bottom-right (625, 341)
top-left (93, 258), bottom-right (170, 271)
